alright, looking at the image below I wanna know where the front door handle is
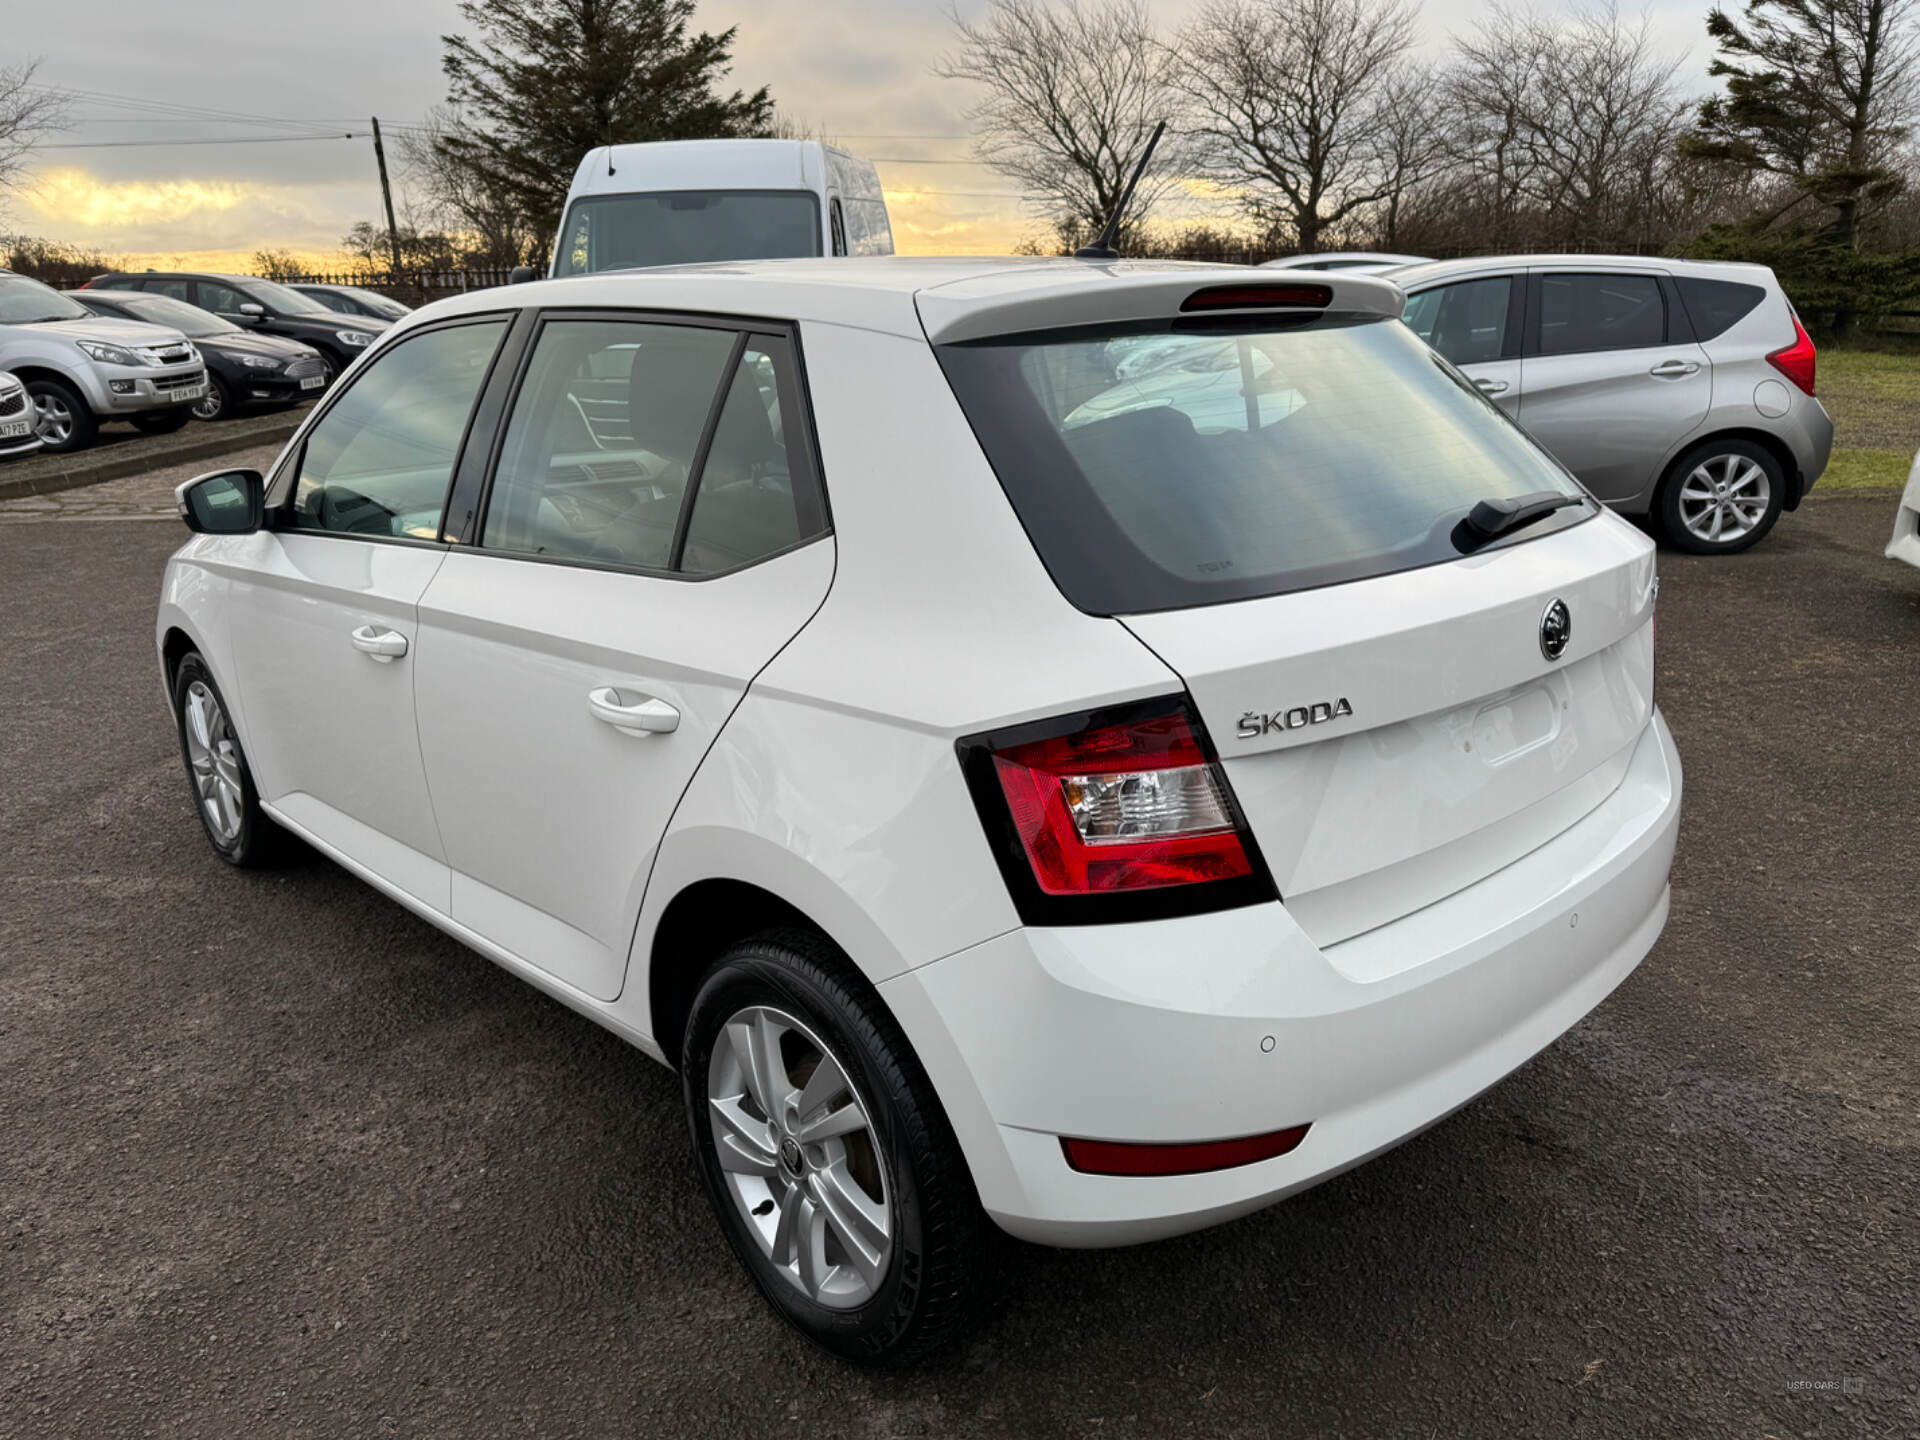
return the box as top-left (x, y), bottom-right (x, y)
top-left (1473, 376), bottom-right (1510, 395)
top-left (349, 625), bottom-right (408, 662)
top-left (588, 687), bottom-right (680, 736)
top-left (1648, 359), bottom-right (1700, 379)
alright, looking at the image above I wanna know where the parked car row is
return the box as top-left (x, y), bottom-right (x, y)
top-left (0, 269), bottom-right (412, 458)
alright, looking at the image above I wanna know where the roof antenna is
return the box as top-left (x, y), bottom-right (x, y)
top-left (1075, 120), bottom-right (1166, 261)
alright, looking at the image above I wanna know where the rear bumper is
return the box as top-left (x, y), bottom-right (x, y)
top-left (1887, 454), bottom-right (1920, 568)
top-left (883, 710), bottom-right (1682, 1248)
top-left (1787, 397), bottom-right (1835, 505)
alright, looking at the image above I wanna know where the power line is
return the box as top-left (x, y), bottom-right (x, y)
top-left (41, 133), bottom-right (364, 151)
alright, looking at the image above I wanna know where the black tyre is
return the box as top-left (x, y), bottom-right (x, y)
top-left (1657, 437), bottom-right (1786, 555)
top-left (682, 928), bottom-right (994, 1365)
top-left (315, 350), bottom-right (343, 388)
top-left (132, 405), bottom-right (193, 435)
top-left (192, 376), bottom-right (232, 422)
top-left (26, 377), bottom-right (98, 453)
top-left (170, 652), bottom-right (285, 867)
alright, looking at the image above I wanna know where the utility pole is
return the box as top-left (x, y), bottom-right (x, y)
top-left (370, 116), bottom-right (403, 281)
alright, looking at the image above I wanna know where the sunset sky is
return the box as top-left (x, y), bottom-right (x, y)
top-left (7, 0), bottom-right (1716, 270)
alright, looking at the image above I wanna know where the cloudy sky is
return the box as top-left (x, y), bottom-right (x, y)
top-left (6, 0), bottom-right (1716, 267)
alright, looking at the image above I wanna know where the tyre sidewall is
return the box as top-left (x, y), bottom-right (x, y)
top-left (170, 652), bottom-right (270, 866)
top-left (1659, 439), bottom-right (1785, 555)
top-left (682, 946), bottom-right (938, 1364)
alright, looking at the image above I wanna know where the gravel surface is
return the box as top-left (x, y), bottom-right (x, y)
top-left (1, 493), bottom-right (1915, 1438)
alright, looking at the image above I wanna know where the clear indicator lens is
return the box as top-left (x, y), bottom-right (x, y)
top-left (1060, 765), bottom-right (1233, 845)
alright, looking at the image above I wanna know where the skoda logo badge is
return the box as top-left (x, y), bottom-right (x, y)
top-left (1540, 598), bottom-right (1572, 661)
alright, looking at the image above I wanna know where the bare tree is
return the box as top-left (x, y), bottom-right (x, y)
top-left (1372, 64), bottom-right (1456, 246)
top-left (1172, 0), bottom-right (1416, 253)
top-left (0, 62), bottom-right (67, 208)
top-left (397, 107), bottom-right (546, 266)
top-left (937, 0), bottom-right (1188, 241)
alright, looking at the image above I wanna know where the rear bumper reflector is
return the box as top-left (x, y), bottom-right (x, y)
top-left (1061, 1123), bottom-right (1311, 1177)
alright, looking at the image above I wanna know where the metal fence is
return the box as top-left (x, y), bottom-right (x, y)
top-left (270, 269), bottom-right (521, 305)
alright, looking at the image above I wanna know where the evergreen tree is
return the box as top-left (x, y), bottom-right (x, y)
top-left (1681, 0), bottom-right (1918, 251)
top-left (435, 0), bottom-right (775, 243)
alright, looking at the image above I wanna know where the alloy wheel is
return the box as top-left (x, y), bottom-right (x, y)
top-left (192, 384), bottom-right (223, 421)
top-left (32, 393), bottom-right (73, 446)
top-left (182, 679), bottom-right (244, 844)
top-left (1676, 453), bottom-right (1770, 545)
top-left (706, 1004), bottom-right (893, 1310)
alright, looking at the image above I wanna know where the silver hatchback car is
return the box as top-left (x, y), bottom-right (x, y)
top-left (1392, 256), bottom-right (1834, 554)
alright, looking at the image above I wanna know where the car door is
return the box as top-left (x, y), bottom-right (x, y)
top-left (412, 312), bottom-right (835, 1001)
top-left (223, 313), bottom-right (516, 911)
top-left (1400, 273), bottom-right (1523, 418)
top-left (1516, 269), bottom-right (1711, 503)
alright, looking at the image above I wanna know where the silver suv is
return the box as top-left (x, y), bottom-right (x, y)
top-left (1392, 256), bottom-right (1833, 554)
top-left (0, 273), bottom-right (207, 453)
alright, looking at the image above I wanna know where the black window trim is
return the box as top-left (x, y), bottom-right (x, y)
top-left (1524, 268), bottom-right (1673, 358)
top-left (459, 304), bottom-right (835, 586)
top-left (260, 309), bottom-right (520, 551)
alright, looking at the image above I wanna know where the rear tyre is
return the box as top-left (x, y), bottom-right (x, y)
top-left (170, 652), bottom-right (285, 867)
top-left (27, 378), bottom-right (97, 453)
top-left (132, 406), bottom-right (193, 435)
top-left (1657, 438), bottom-right (1785, 554)
top-left (681, 928), bottom-right (994, 1365)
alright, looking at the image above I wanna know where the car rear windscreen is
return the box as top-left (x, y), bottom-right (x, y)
top-left (936, 316), bottom-right (1587, 614)
top-left (554, 190), bottom-right (822, 274)
top-left (1675, 277), bottom-right (1766, 341)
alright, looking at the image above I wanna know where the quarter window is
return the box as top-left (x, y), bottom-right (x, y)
top-left (480, 319), bottom-right (826, 576)
top-left (1403, 277), bottom-right (1512, 365)
top-left (1538, 273), bottom-right (1665, 355)
top-left (1675, 277), bottom-right (1765, 341)
top-left (284, 319), bottom-right (507, 539)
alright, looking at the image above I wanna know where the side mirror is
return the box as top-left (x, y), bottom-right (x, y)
top-left (508, 265), bottom-right (537, 285)
top-left (175, 469), bottom-right (264, 534)
top-left (237, 302), bottom-right (266, 319)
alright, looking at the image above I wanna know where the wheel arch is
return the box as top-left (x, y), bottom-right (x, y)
top-left (1658, 427), bottom-right (1802, 511)
top-left (11, 364), bottom-right (89, 397)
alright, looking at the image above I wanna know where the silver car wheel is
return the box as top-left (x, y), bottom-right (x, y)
top-left (32, 393), bottom-right (74, 445)
top-left (192, 384), bottom-right (223, 421)
top-left (182, 679), bottom-right (245, 843)
top-left (1677, 454), bottom-right (1770, 545)
top-left (706, 1004), bottom-right (893, 1310)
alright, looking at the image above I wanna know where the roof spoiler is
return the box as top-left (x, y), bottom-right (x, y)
top-left (917, 267), bottom-right (1406, 345)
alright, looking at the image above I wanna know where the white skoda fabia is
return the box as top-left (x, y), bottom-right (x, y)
top-left (158, 259), bottom-right (1681, 1363)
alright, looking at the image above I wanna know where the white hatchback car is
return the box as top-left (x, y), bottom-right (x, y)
top-left (158, 259), bottom-right (1681, 1364)
top-left (1888, 447), bottom-right (1920, 570)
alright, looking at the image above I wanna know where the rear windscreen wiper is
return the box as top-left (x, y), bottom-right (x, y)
top-left (1452, 491), bottom-right (1586, 552)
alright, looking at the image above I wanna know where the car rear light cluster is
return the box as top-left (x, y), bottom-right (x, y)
top-left (1767, 315), bottom-right (1817, 396)
top-left (957, 696), bottom-right (1276, 924)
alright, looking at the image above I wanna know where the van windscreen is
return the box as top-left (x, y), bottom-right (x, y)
top-left (554, 191), bottom-right (822, 274)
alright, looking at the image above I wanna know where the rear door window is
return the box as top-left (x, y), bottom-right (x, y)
top-left (1537, 273), bottom-right (1665, 355)
top-left (937, 316), bottom-right (1585, 614)
top-left (1674, 277), bottom-right (1766, 341)
top-left (1403, 276), bottom-right (1512, 365)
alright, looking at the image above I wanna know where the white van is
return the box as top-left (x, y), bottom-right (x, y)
top-left (549, 139), bottom-right (894, 277)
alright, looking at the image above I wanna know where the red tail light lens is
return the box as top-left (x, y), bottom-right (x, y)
top-left (1180, 283), bottom-right (1332, 312)
top-left (957, 697), bottom-right (1276, 925)
top-left (1767, 315), bottom-right (1817, 396)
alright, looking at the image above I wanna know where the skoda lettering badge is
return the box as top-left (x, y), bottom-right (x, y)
top-left (1540, 598), bottom-right (1572, 661)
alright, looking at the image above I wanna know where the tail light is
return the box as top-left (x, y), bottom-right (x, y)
top-left (1767, 315), bottom-right (1817, 396)
top-left (957, 696), bottom-right (1276, 925)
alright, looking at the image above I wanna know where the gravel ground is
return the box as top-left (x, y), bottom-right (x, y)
top-left (1, 493), bottom-right (1915, 1438)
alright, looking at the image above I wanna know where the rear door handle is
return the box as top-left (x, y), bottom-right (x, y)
top-left (349, 625), bottom-right (408, 662)
top-left (1473, 376), bottom-right (1510, 395)
top-left (1648, 359), bottom-right (1700, 378)
top-left (588, 687), bottom-right (680, 736)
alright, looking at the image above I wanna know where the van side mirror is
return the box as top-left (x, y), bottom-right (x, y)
top-left (509, 265), bottom-right (537, 285)
top-left (176, 469), bottom-right (264, 534)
